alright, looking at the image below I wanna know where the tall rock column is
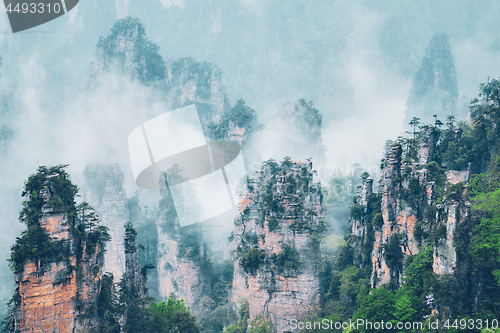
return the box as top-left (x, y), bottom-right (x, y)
top-left (231, 160), bottom-right (325, 332)
top-left (352, 137), bottom-right (471, 287)
top-left (155, 173), bottom-right (209, 311)
top-left (83, 163), bottom-right (129, 282)
top-left (7, 166), bottom-right (109, 333)
top-left (123, 221), bottom-right (147, 299)
top-left (404, 33), bottom-right (459, 125)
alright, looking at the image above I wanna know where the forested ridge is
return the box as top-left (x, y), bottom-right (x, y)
top-left (297, 79), bottom-right (500, 333)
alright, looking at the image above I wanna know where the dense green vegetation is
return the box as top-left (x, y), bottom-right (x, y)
top-left (8, 166), bottom-right (110, 275)
top-left (207, 99), bottom-right (262, 146)
top-left (235, 158), bottom-right (325, 276)
top-left (224, 301), bottom-right (275, 333)
top-left (1, 166), bottom-right (111, 332)
top-left (298, 78), bottom-right (500, 332)
top-left (6, 3), bottom-right (500, 331)
top-left (94, 222), bottom-right (200, 333)
top-left (96, 17), bottom-right (166, 84)
top-left (0, 167), bottom-right (202, 333)
top-left (124, 298), bottom-right (200, 333)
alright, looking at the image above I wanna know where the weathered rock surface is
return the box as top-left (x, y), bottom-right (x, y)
top-left (155, 175), bottom-right (209, 311)
top-left (352, 134), bottom-right (471, 287)
top-left (231, 161), bottom-right (325, 332)
top-left (14, 183), bottom-right (105, 332)
top-left (123, 221), bottom-right (147, 299)
top-left (156, 227), bottom-right (206, 307)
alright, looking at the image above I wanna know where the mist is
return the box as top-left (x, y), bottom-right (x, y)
top-left (2, 0), bottom-right (500, 319)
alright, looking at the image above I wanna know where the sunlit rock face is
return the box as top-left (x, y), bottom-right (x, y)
top-left (230, 160), bottom-right (325, 332)
top-left (351, 132), bottom-right (470, 287)
top-left (83, 163), bottom-right (128, 282)
top-left (14, 182), bottom-right (105, 333)
top-left (433, 170), bottom-right (470, 276)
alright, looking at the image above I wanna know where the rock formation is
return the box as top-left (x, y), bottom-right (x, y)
top-left (90, 16), bottom-right (230, 130)
top-left (90, 17), bottom-right (166, 86)
top-left (351, 130), bottom-right (470, 287)
top-left (404, 33), bottom-right (459, 125)
top-left (155, 173), bottom-right (210, 311)
top-left (6, 167), bottom-right (109, 332)
top-left (123, 221), bottom-right (148, 299)
top-left (230, 159), bottom-right (325, 332)
top-left (127, 193), bottom-right (159, 299)
top-left (83, 163), bottom-right (129, 282)
top-left (165, 57), bottom-right (229, 128)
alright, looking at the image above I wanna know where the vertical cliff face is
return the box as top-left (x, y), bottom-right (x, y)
top-left (231, 160), bottom-right (325, 332)
top-left (123, 221), bottom-right (147, 299)
top-left (83, 163), bottom-right (128, 282)
top-left (351, 132), bottom-right (470, 287)
top-left (15, 212), bottom-right (83, 333)
top-left (127, 194), bottom-right (159, 299)
top-left (371, 144), bottom-right (422, 285)
top-left (155, 174), bottom-right (209, 311)
top-left (156, 227), bottom-right (207, 308)
top-left (433, 170), bottom-right (470, 276)
top-left (8, 167), bottom-right (109, 333)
